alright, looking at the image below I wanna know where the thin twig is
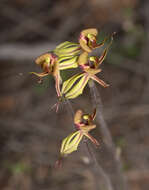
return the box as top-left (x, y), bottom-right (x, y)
top-left (88, 80), bottom-right (127, 190)
top-left (84, 141), bottom-right (114, 190)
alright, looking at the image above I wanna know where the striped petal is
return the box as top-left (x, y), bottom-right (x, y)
top-left (65, 74), bottom-right (90, 99)
top-left (60, 131), bottom-right (83, 156)
top-left (58, 55), bottom-right (78, 70)
top-left (62, 73), bottom-right (84, 94)
top-left (54, 41), bottom-right (81, 57)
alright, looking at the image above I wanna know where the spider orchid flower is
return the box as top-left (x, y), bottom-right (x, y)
top-left (79, 28), bottom-right (107, 53)
top-left (61, 40), bottom-right (112, 99)
top-left (60, 109), bottom-right (99, 156)
top-left (30, 53), bottom-right (62, 97)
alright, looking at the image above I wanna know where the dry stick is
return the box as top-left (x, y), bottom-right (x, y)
top-left (65, 98), bottom-right (113, 190)
top-left (88, 80), bottom-right (127, 190)
top-left (84, 141), bottom-right (114, 190)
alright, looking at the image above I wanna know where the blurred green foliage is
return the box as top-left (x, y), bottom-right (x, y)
top-left (4, 161), bottom-right (31, 174)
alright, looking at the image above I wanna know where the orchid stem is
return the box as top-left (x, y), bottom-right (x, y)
top-left (88, 80), bottom-right (127, 190)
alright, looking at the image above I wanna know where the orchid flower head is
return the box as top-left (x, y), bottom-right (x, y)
top-left (79, 28), bottom-right (98, 52)
top-left (30, 52), bottom-right (62, 97)
top-left (31, 53), bottom-right (58, 78)
top-left (61, 42), bottom-right (112, 100)
top-left (79, 28), bottom-right (115, 54)
top-left (60, 109), bottom-right (99, 156)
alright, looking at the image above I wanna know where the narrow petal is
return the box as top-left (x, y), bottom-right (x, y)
top-left (54, 74), bottom-right (61, 97)
top-left (90, 75), bottom-right (109, 87)
top-left (97, 47), bottom-right (108, 66)
top-left (95, 36), bottom-right (107, 48)
top-left (30, 72), bottom-right (48, 78)
top-left (52, 61), bottom-right (59, 77)
top-left (85, 68), bottom-right (101, 75)
top-left (91, 109), bottom-right (96, 121)
top-left (97, 33), bottom-right (114, 67)
top-left (84, 133), bottom-right (100, 146)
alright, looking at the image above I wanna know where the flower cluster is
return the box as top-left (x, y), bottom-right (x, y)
top-left (31, 28), bottom-right (113, 99)
top-left (31, 28), bottom-right (113, 158)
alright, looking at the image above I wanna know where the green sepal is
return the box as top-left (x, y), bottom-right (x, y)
top-left (62, 73), bottom-right (84, 94)
top-left (58, 55), bottom-right (78, 70)
top-left (64, 74), bottom-right (89, 99)
top-left (55, 41), bottom-right (78, 49)
top-left (54, 41), bottom-right (81, 57)
top-left (60, 131), bottom-right (83, 156)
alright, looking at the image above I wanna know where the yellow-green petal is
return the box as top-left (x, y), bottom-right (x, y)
top-left (58, 55), bottom-right (78, 70)
top-left (55, 41), bottom-right (78, 49)
top-left (54, 41), bottom-right (80, 57)
top-left (62, 73), bottom-right (84, 94)
top-left (60, 131), bottom-right (83, 156)
top-left (65, 74), bottom-right (89, 99)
